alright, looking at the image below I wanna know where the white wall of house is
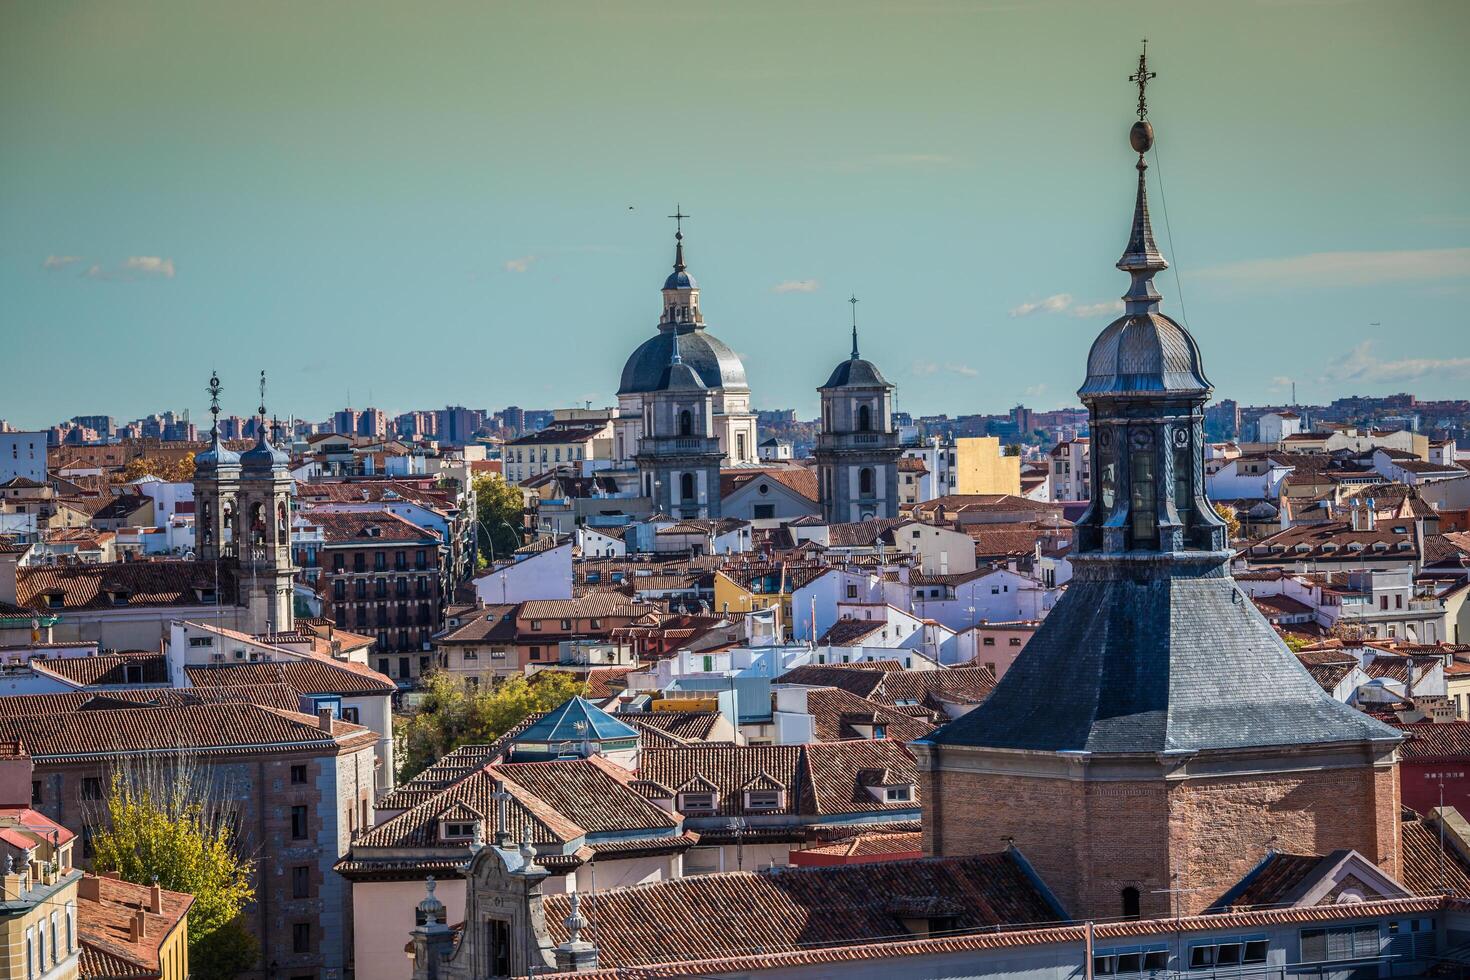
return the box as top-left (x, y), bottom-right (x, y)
top-left (472, 542), bottom-right (573, 603)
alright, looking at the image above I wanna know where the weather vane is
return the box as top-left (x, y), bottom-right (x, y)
top-left (849, 294), bottom-right (859, 327)
top-left (257, 370), bottom-right (267, 419)
top-left (207, 372), bottom-right (222, 422)
top-left (1130, 39), bottom-right (1156, 122)
top-left (668, 204), bottom-right (689, 239)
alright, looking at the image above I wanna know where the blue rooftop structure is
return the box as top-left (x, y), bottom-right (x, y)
top-left (509, 696), bottom-right (640, 760)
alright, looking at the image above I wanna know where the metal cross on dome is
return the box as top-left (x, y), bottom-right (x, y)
top-left (668, 204), bottom-right (690, 238)
top-left (1130, 39), bottom-right (1156, 121)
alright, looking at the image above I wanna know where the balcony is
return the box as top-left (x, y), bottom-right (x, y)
top-left (637, 436), bottom-right (721, 457)
top-left (816, 431), bottom-right (894, 452)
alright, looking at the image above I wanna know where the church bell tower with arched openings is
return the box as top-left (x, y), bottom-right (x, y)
top-left (913, 45), bottom-right (1402, 923)
top-left (235, 371), bottom-right (297, 633)
top-left (814, 296), bottom-right (900, 523)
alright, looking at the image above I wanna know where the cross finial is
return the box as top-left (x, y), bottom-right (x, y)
top-left (848, 294), bottom-right (860, 360)
top-left (668, 204), bottom-right (690, 239)
top-left (207, 372), bottom-right (223, 429)
top-left (1130, 39), bottom-right (1156, 122)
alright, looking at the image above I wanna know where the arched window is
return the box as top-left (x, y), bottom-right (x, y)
top-left (859, 467), bottom-right (874, 496)
top-left (250, 502), bottom-right (266, 546)
top-left (679, 473), bottom-right (695, 502)
top-left (857, 404), bottom-right (872, 432)
top-left (1121, 887), bottom-right (1140, 919)
top-left (277, 501), bottom-right (288, 544)
top-left (679, 410), bottom-right (693, 437)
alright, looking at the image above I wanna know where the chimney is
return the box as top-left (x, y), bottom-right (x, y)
top-left (149, 880), bottom-right (163, 914)
top-left (130, 907), bottom-right (146, 942)
top-left (78, 873), bottom-right (101, 902)
top-left (318, 707), bottom-right (334, 732)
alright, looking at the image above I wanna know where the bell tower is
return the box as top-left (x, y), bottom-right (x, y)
top-left (635, 331), bottom-right (724, 519)
top-left (914, 45), bottom-right (1402, 922)
top-left (236, 371), bottom-right (296, 633)
top-left (814, 296), bottom-right (900, 522)
top-left (192, 371), bottom-right (240, 562)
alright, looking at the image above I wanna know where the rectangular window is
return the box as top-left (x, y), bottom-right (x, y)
top-left (291, 865), bottom-right (311, 899)
top-left (188, 636), bottom-right (214, 647)
top-left (292, 922), bottom-right (311, 953)
top-left (290, 764), bottom-right (307, 784)
top-left (529, 646), bottom-right (541, 660)
top-left (746, 791), bottom-right (781, 810)
top-left (374, 552), bottom-right (386, 571)
top-left (291, 805), bottom-right (309, 839)
top-left (679, 792), bottom-right (715, 813)
top-left (983, 637), bottom-right (995, 646)
top-left (560, 619), bottom-right (572, 630)
top-left (1130, 445), bottom-right (1157, 549)
top-left (531, 620), bottom-right (542, 631)
top-left (486, 918), bottom-right (511, 977)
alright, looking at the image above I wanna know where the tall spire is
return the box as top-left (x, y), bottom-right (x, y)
top-left (669, 204), bottom-right (689, 274)
top-left (1118, 40), bottom-right (1167, 316)
top-left (849, 294), bottom-right (860, 360)
top-left (206, 371), bottom-right (223, 440)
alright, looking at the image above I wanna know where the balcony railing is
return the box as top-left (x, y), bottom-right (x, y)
top-left (816, 431), bottom-right (893, 451)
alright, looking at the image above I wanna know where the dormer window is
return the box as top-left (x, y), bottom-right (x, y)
top-left (441, 820), bottom-right (478, 841)
top-left (745, 790), bottom-right (783, 811)
top-left (885, 785), bottom-right (912, 802)
top-left (678, 792), bottom-right (715, 814)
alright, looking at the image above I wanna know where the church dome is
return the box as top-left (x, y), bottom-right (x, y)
top-left (241, 430), bottom-right (290, 472)
top-left (821, 356), bottom-right (891, 390)
top-left (1078, 311), bottom-right (1210, 400)
top-left (195, 436), bottom-right (241, 472)
top-left (619, 327), bottom-right (747, 395)
top-left (663, 268), bottom-right (697, 290)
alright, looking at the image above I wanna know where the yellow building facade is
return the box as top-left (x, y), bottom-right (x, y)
top-left (953, 437), bottom-right (1022, 496)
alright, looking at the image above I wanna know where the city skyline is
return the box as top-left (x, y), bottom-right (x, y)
top-left (3, 0), bottom-right (1468, 428)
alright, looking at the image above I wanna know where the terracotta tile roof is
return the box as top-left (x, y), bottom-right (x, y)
top-left (1207, 852), bottom-right (1326, 911)
top-left (520, 593), bottom-right (647, 620)
top-left (616, 710), bottom-right (723, 741)
top-left (77, 874), bottom-right (193, 979)
top-left (640, 740), bottom-right (920, 819)
top-left (15, 559), bottom-right (239, 612)
top-left (582, 666), bottom-right (637, 700)
top-left (785, 687), bottom-right (935, 743)
top-left (1252, 594), bottom-right (1315, 617)
top-left (541, 852), bottom-right (1063, 969)
top-left (1401, 813), bottom-right (1470, 895)
top-left (1391, 721), bottom-right (1470, 760)
top-left (184, 655), bottom-right (395, 696)
top-left (310, 509), bottom-right (442, 544)
top-left (797, 830), bottom-right (924, 858)
top-left (817, 618), bottom-right (887, 647)
top-left (719, 466), bottom-right (819, 504)
top-left (436, 603), bottom-right (519, 644)
top-left (78, 942), bottom-right (155, 979)
top-left (1250, 521), bottom-right (1416, 563)
top-left (1297, 656), bottom-right (1357, 692)
top-left (0, 702), bottom-right (375, 759)
top-left (826, 519), bottom-right (911, 548)
top-left (28, 653), bottom-right (168, 686)
top-left (295, 480), bottom-right (456, 509)
top-left (0, 685), bottom-right (305, 716)
top-left (505, 423), bottom-right (609, 447)
top-left (354, 755), bottom-right (677, 854)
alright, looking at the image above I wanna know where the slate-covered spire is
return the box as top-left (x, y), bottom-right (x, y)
top-left (1118, 43), bottom-right (1166, 315)
top-left (662, 205), bottom-right (697, 291)
top-left (849, 294), bottom-right (860, 360)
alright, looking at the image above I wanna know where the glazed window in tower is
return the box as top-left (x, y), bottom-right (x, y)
top-left (736, 433), bottom-right (746, 461)
top-left (679, 473), bottom-right (695, 502)
top-left (1129, 431), bottom-right (1157, 549)
top-left (1097, 430), bottom-right (1116, 511)
top-left (859, 467), bottom-right (875, 497)
top-left (679, 410), bottom-right (692, 437)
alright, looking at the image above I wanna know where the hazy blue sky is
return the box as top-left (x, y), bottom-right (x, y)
top-left (2, 0), bottom-right (1467, 428)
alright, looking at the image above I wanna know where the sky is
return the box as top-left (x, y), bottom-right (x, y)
top-left (2, 0), bottom-right (1468, 429)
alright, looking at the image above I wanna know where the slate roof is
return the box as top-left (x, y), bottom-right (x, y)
top-left (821, 356), bottom-right (893, 390)
top-left (619, 326), bottom-right (748, 395)
top-left (925, 559), bottom-right (1402, 754)
top-left (540, 852), bottom-right (1064, 969)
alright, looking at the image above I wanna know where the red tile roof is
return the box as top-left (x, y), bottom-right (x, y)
top-left (28, 653), bottom-right (168, 687)
top-left (184, 655), bottom-right (395, 696)
top-left (310, 510), bottom-right (441, 544)
top-left (78, 875), bottom-right (193, 980)
top-left (16, 560), bottom-right (239, 612)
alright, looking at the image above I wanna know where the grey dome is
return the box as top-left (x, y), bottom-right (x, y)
top-left (663, 269), bottom-right (697, 290)
top-left (657, 359), bottom-right (707, 392)
top-left (195, 434), bottom-right (240, 472)
top-left (619, 327), bottom-right (747, 395)
top-left (1078, 312), bottom-right (1210, 400)
top-left (241, 431), bottom-right (290, 471)
top-left (822, 357), bottom-right (892, 390)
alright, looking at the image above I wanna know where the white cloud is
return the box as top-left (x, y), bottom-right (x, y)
top-left (911, 361), bottom-right (939, 376)
top-left (120, 256), bottom-right (175, 278)
top-left (43, 255), bottom-right (82, 271)
top-left (910, 360), bottom-right (978, 378)
top-left (1024, 383), bottom-right (1048, 397)
top-left (504, 255), bottom-right (537, 273)
top-left (771, 279), bottom-right (820, 294)
top-left (1069, 299), bottom-right (1124, 318)
top-left (1195, 248), bottom-right (1470, 289)
top-left (1321, 340), bottom-right (1470, 384)
top-left (1009, 293), bottom-right (1073, 317)
top-left (947, 363), bottom-right (979, 377)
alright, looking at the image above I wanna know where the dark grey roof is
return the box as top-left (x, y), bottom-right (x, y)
top-left (195, 432), bottom-right (240, 471)
top-left (924, 556), bottom-right (1401, 754)
top-left (241, 431), bottom-right (289, 470)
top-left (1077, 312), bottom-right (1210, 400)
top-left (657, 359), bottom-right (707, 392)
top-left (619, 327), bottom-right (748, 395)
top-left (663, 269), bottom-right (697, 290)
top-left (822, 356), bottom-right (892, 390)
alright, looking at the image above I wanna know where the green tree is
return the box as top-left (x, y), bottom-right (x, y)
top-left (88, 759), bottom-right (257, 974)
top-left (192, 918), bottom-right (260, 980)
top-left (472, 473), bottom-right (525, 568)
top-left (1003, 444), bottom-right (1023, 457)
top-left (396, 671), bottom-right (587, 781)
